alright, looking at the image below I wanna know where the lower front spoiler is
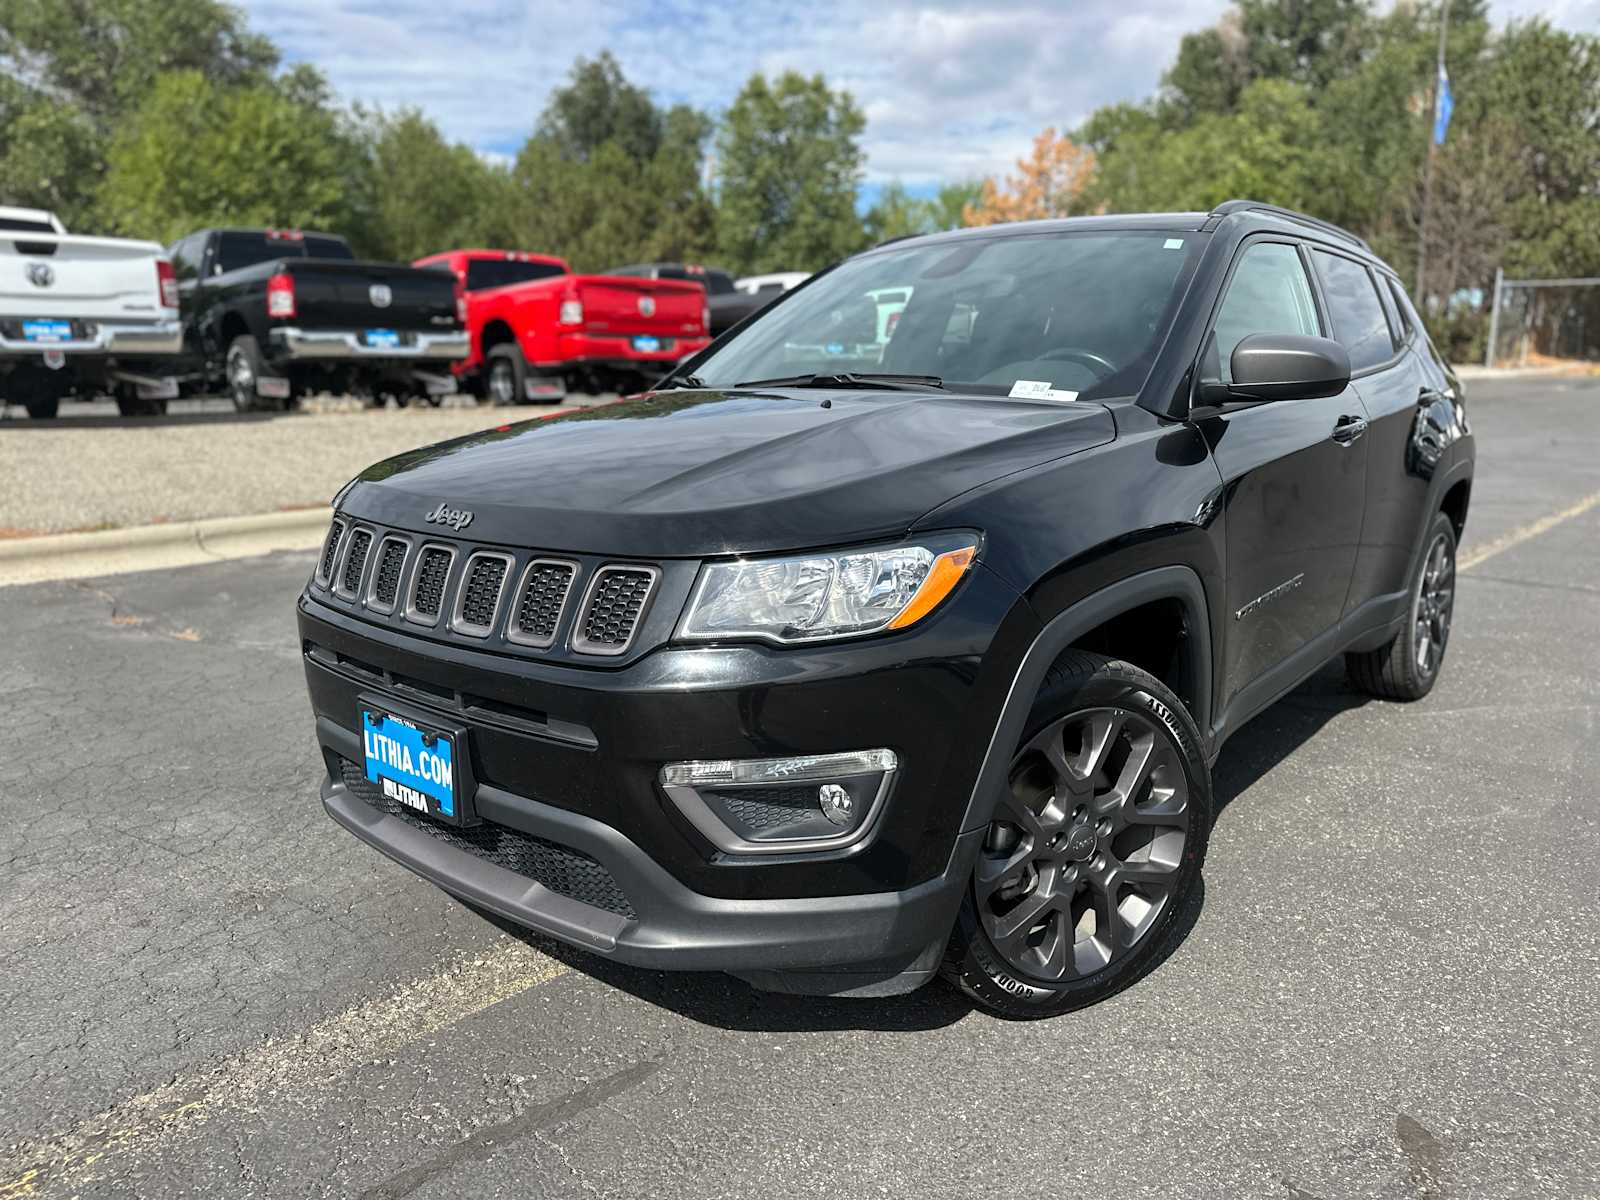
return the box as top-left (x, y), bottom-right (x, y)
top-left (321, 750), bottom-right (979, 997)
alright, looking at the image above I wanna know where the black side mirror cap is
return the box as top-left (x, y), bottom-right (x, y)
top-left (1228, 333), bottom-right (1351, 402)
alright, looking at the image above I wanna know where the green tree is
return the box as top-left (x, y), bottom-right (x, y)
top-left (98, 69), bottom-right (353, 244)
top-left (716, 71), bottom-right (867, 274)
top-left (535, 51), bottom-right (663, 165)
top-left (928, 180), bottom-right (984, 230)
top-left (0, 0), bottom-right (277, 225)
top-left (351, 109), bottom-right (504, 261)
top-left (863, 181), bottom-right (933, 243)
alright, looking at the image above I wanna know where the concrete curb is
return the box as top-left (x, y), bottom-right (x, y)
top-left (0, 507), bottom-right (330, 588)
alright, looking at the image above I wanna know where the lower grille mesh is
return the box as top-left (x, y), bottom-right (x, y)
top-left (411, 548), bottom-right (452, 618)
top-left (338, 757), bottom-right (635, 919)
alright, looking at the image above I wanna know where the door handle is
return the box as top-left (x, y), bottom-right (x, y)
top-left (1331, 415), bottom-right (1368, 445)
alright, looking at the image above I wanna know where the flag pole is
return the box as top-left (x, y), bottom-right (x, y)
top-left (1415, 2), bottom-right (1452, 301)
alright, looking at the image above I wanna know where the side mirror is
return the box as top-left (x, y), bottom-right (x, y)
top-left (1227, 333), bottom-right (1351, 402)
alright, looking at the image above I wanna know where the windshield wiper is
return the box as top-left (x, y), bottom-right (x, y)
top-left (732, 372), bottom-right (945, 392)
top-left (654, 374), bottom-right (708, 390)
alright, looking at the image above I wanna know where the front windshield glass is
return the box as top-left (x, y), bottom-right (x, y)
top-left (690, 230), bottom-right (1205, 401)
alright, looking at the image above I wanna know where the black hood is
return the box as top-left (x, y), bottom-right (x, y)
top-left (339, 389), bottom-right (1115, 557)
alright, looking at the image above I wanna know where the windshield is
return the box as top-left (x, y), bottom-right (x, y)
top-left (690, 230), bottom-right (1205, 401)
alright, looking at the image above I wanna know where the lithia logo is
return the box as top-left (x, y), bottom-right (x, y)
top-left (1235, 573), bottom-right (1305, 621)
top-left (424, 502), bottom-right (474, 531)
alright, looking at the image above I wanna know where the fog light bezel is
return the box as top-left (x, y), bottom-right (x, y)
top-left (658, 749), bottom-right (898, 856)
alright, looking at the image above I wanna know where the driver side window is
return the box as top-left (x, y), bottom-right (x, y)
top-left (1213, 243), bottom-right (1321, 382)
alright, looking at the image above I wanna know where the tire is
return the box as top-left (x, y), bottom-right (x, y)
top-left (9, 364), bottom-right (65, 420)
top-left (486, 344), bottom-right (527, 406)
top-left (114, 383), bottom-right (167, 417)
top-left (942, 652), bottom-right (1212, 1019)
top-left (225, 335), bottom-right (285, 413)
top-left (1345, 512), bottom-right (1457, 701)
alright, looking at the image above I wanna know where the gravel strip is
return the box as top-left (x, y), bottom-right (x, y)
top-left (0, 395), bottom-right (614, 535)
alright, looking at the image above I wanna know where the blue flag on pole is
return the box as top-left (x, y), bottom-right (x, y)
top-left (1433, 64), bottom-right (1454, 145)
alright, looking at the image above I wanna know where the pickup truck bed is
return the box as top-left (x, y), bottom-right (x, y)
top-left (0, 214), bottom-right (182, 419)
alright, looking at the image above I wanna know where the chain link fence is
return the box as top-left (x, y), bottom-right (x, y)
top-left (1485, 271), bottom-right (1600, 367)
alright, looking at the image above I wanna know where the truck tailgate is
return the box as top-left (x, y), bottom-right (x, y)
top-left (0, 234), bottom-right (164, 321)
top-left (285, 260), bottom-right (458, 332)
top-left (573, 276), bottom-right (706, 337)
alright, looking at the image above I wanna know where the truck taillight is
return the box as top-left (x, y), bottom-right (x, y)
top-left (455, 280), bottom-right (467, 325)
top-left (157, 260), bottom-right (178, 310)
top-left (703, 304), bottom-right (710, 335)
top-left (558, 298), bottom-right (583, 325)
top-left (267, 272), bottom-right (296, 319)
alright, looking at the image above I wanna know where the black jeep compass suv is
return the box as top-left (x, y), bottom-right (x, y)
top-left (299, 201), bottom-right (1473, 1018)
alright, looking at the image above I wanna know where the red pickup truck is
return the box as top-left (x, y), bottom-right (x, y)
top-left (413, 249), bottom-right (710, 402)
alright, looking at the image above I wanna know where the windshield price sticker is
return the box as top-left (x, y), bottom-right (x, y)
top-left (1008, 379), bottom-right (1079, 403)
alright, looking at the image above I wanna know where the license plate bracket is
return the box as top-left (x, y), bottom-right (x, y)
top-left (359, 695), bottom-right (478, 826)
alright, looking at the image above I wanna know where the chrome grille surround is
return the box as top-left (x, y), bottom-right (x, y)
top-left (449, 551), bottom-right (515, 638)
top-left (315, 518), bottom-right (346, 588)
top-left (364, 535), bottom-right (410, 614)
top-left (572, 564), bottom-right (660, 657)
top-left (505, 558), bottom-right (579, 649)
top-left (333, 526), bottom-right (375, 601)
top-left (404, 543), bottom-right (457, 627)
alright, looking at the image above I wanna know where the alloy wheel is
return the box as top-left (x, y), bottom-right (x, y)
top-left (228, 349), bottom-right (254, 410)
top-left (976, 706), bottom-right (1192, 984)
top-left (1415, 531), bottom-right (1455, 677)
top-left (489, 360), bottom-right (516, 405)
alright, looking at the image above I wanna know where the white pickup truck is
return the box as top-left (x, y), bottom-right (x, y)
top-left (0, 205), bottom-right (183, 419)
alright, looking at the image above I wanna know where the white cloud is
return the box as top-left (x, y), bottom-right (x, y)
top-left (238, 0), bottom-right (1597, 186)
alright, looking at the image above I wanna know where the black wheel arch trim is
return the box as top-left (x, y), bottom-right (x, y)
top-left (954, 564), bottom-right (1212, 838)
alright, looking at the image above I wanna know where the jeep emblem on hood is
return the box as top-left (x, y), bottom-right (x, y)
top-left (369, 283), bottom-right (393, 308)
top-left (424, 502), bottom-right (473, 531)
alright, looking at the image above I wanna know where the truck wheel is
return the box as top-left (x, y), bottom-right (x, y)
top-left (1345, 512), bottom-right (1457, 701)
top-left (942, 652), bottom-right (1211, 1019)
top-left (9, 364), bottom-right (64, 420)
top-left (226, 335), bottom-right (285, 413)
top-left (114, 383), bottom-right (167, 417)
top-left (486, 344), bottom-right (527, 406)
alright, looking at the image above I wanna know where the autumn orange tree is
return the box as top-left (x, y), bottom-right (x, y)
top-left (964, 127), bottom-right (1098, 226)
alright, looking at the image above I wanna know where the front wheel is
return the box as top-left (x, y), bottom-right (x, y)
top-left (943, 652), bottom-right (1211, 1018)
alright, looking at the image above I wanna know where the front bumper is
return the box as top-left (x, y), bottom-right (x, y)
top-left (300, 564), bottom-right (1028, 991)
top-left (0, 317), bottom-right (182, 358)
top-left (269, 327), bottom-right (470, 362)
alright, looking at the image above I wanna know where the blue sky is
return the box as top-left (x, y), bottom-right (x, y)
top-left (240, 0), bottom-right (1598, 202)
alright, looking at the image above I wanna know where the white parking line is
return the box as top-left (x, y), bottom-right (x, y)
top-left (0, 943), bottom-right (569, 1198)
top-left (1458, 489), bottom-right (1600, 572)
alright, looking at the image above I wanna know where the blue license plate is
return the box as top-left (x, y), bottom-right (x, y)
top-left (366, 328), bottom-right (400, 349)
top-left (23, 320), bottom-right (71, 343)
top-left (632, 335), bottom-right (661, 353)
top-left (362, 709), bottom-right (456, 821)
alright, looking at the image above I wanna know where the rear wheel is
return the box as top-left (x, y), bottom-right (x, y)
top-left (486, 344), bottom-right (526, 406)
top-left (8, 364), bottom-right (65, 419)
top-left (226, 335), bottom-right (286, 413)
top-left (1345, 512), bottom-right (1457, 700)
top-left (943, 653), bottom-right (1211, 1018)
top-left (114, 383), bottom-right (167, 417)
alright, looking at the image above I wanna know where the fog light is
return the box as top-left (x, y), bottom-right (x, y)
top-left (818, 783), bottom-right (853, 825)
top-left (659, 749), bottom-right (897, 855)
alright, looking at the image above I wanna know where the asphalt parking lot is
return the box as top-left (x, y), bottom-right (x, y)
top-left (2, 375), bottom-right (1597, 1198)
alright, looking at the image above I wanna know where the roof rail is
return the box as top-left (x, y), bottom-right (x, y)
top-left (1209, 200), bottom-right (1370, 252)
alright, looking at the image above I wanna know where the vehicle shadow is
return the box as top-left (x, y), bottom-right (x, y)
top-left (483, 662), bottom-right (1369, 1032)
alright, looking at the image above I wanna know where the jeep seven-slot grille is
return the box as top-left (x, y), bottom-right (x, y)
top-left (370, 538), bottom-right (407, 608)
top-left (576, 567), bottom-right (656, 654)
top-left (457, 555), bottom-right (510, 629)
top-left (411, 548), bottom-right (453, 619)
top-left (337, 757), bottom-right (634, 919)
top-left (510, 561), bottom-right (576, 647)
top-left (339, 529), bottom-right (373, 595)
top-left (318, 520), bottom-right (345, 583)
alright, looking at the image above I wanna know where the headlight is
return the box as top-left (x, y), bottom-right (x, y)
top-left (676, 535), bottom-right (979, 644)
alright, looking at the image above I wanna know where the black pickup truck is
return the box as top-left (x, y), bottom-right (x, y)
top-left (300, 201), bottom-right (1473, 1018)
top-left (166, 229), bottom-right (469, 411)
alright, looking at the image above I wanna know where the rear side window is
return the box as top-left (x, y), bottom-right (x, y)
top-left (1212, 242), bottom-right (1321, 382)
top-left (464, 259), bottom-right (567, 291)
top-left (1313, 250), bottom-right (1394, 372)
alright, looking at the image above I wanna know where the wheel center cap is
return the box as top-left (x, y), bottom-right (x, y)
top-left (1059, 824), bottom-right (1097, 862)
